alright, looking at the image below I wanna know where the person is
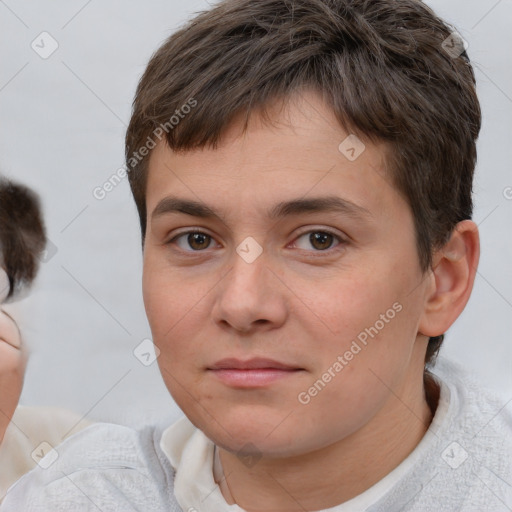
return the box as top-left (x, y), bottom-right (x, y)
top-left (3, 0), bottom-right (511, 510)
top-left (0, 180), bottom-right (90, 501)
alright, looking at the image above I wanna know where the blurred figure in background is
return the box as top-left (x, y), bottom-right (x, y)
top-left (0, 177), bottom-right (90, 501)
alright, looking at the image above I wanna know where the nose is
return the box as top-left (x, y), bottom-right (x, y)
top-left (211, 244), bottom-right (288, 334)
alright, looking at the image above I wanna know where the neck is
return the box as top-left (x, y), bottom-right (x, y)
top-left (215, 366), bottom-right (438, 511)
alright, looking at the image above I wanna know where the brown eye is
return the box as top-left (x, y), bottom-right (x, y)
top-left (309, 232), bottom-right (334, 250)
top-left (169, 231), bottom-right (215, 251)
top-left (187, 233), bottom-right (211, 250)
top-left (293, 230), bottom-right (341, 252)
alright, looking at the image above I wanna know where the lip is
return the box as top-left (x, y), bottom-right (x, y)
top-left (207, 358), bottom-right (304, 388)
top-left (208, 357), bottom-right (300, 370)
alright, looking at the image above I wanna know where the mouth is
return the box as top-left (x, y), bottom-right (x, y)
top-left (207, 358), bottom-right (304, 388)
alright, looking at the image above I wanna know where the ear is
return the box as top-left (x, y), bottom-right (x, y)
top-left (418, 220), bottom-right (480, 337)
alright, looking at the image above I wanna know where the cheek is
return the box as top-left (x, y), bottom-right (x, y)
top-left (294, 270), bottom-right (400, 344)
top-left (142, 260), bottom-right (214, 384)
top-left (291, 265), bottom-right (418, 386)
top-left (143, 252), bottom-right (204, 338)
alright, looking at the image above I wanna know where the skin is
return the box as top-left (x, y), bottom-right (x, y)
top-left (142, 90), bottom-right (479, 511)
top-left (0, 308), bottom-right (25, 445)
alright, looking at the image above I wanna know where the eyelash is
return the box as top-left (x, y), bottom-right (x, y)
top-left (166, 228), bottom-right (347, 256)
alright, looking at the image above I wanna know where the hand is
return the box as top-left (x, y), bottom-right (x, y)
top-left (0, 309), bottom-right (26, 444)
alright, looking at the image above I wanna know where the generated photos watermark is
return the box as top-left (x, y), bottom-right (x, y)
top-left (93, 97), bottom-right (197, 201)
top-left (298, 301), bottom-right (403, 405)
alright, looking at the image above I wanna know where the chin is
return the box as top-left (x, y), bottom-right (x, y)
top-left (196, 408), bottom-right (304, 455)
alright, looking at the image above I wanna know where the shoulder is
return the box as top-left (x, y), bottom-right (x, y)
top-left (363, 358), bottom-right (512, 511)
top-left (414, 358), bottom-right (512, 510)
top-left (432, 357), bottom-right (512, 441)
top-left (1, 422), bottom-right (178, 512)
top-left (7, 405), bottom-right (92, 455)
top-left (0, 406), bottom-right (92, 500)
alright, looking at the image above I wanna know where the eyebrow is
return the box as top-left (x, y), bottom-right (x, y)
top-left (151, 195), bottom-right (372, 222)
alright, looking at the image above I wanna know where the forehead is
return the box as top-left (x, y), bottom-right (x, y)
top-left (145, 90), bottom-right (402, 222)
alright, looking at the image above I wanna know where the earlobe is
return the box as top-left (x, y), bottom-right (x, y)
top-left (418, 220), bottom-right (480, 337)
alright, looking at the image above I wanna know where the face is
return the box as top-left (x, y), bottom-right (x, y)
top-left (143, 90), bottom-right (431, 457)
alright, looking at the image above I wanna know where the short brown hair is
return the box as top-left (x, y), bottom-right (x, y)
top-left (125, 0), bottom-right (481, 366)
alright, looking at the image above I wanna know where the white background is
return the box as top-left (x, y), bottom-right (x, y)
top-left (0, 0), bottom-right (511, 428)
